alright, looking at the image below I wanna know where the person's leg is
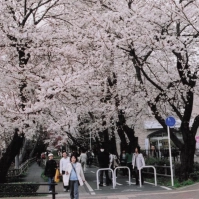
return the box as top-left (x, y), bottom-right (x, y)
top-left (134, 168), bottom-right (139, 185)
top-left (70, 180), bottom-right (75, 199)
top-left (127, 163), bottom-right (132, 177)
top-left (105, 170), bottom-right (111, 185)
top-left (99, 170), bottom-right (103, 185)
top-left (141, 170), bottom-right (144, 185)
top-left (48, 177), bottom-right (54, 191)
top-left (90, 158), bottom-right (93, 167)
top-left (73, 180), bottom-right (79, 199)
top-left (121, 162), bottom-right (125, 175)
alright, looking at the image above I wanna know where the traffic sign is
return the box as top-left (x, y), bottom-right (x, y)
top-left (165, 116), bottom-right (176, 127)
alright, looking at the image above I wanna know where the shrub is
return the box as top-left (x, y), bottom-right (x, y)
top-left (0, 182), bottom-right (39, 197)
top-left (189, 172), bottom-right (199, 181)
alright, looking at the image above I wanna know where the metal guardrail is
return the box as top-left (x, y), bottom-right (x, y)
top-left (7, 157), bottom-right (36, 177)
top-left (96, 168), bottom-right (114, 190)
top-left (143, 164), bottom-right (175, 177)
top-left (139, 166), bottom-right (157, 187)
top-left (113, 166), bottom-right (131, 188)
top-left (0, 183), bottom-right (57, 199)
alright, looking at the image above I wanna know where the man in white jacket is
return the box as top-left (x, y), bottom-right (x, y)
top-left (60, 152), bottom-right (70, 191)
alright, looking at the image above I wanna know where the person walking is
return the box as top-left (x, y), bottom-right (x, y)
top-left (132, 146), bottom-right (145, 185)
top-left (79, 150), bottom-right (87, 172)
top-left (63, 154), bottom-right (85, 199)
top-left (98, 147), bottom-right (111, 186)
top-left (44, 153), bottom-right (57, 192)
top-left (126, 150), bottom-right (133, 178)
top-left (60, 152), bottom-right (70, 192)
top-left (120, 150), bottom-right (127, 176)
top-left (86, 150), bottom-right (93, 167)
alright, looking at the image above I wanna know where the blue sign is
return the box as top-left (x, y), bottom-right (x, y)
top-left (165, 116), bottom-right (176, 127)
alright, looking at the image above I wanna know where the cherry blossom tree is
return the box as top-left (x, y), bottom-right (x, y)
top-left (98, 0), bottom-right (199, 180)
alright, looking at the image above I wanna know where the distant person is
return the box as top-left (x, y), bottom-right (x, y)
top-left (79, 151), bottom-right (87, 172)
top-left (44, 153), bottom-right (57, 192)
top-left (86, 150), bottom-right (93, 167)
top-left (149, 145), bottom-right (157, 158)
top-left (126, 150), bottom-right (133, 178)
top-left (98, 147), bottom-right (111, 186)
top-left (63, 154), bottom-right (85, 199)
top-left (120, 150), bottom-right (127, 176)
top-left (132, 146), bottom-right (145, 185)
top-left (60, 152), bottom-right (70, 192)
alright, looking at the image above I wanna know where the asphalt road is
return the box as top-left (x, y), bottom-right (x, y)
top-left (83, 166), bottom-right (171, 195)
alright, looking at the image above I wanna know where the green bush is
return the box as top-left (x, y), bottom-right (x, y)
top-left (0, 182), bottom-right (39, 197)
top-left (41, 171), bottom-right (48, 182)
top-left (145, 157), bottom-right (170, 175)
top-left (189, 172), bottom-right (199, 181)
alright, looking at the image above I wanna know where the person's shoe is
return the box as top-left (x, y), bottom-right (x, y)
top-left (49, 190), bottom-right (52, 193)
top-left (99, 183), bottom-right (103, 187)
top-left (63, 188), bottom-right (66, 192)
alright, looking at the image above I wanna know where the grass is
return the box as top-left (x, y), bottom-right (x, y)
top-left (145, 176), bottom-right (199, 188)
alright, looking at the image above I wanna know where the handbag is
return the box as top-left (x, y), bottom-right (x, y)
top-left (71, 163), bottom-right (80, 186)
top-left (54, 169), bottom-right (60, 183)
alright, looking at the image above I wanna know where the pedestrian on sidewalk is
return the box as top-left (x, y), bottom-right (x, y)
top-left (63, 154), bottom-right (85, 199)
top-left (132, 146), bottom-right (145, 185)
top-left (44, 153), bottom-right (57, 192)
top-left (79, 150), bottom-right (87, 172)
top-left (120, 150), bottom-right (127, 176)
top-left (98, 147), bottom-right (111, 186)
top-left (60, 152), bottom-right (70, 192)
top-left (86, 150), bottom-right (93, 168)
top-left (126, 150), bottom-right (133, 178)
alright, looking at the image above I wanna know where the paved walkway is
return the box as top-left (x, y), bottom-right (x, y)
top-left (2, 157), bottom-right (199, 199)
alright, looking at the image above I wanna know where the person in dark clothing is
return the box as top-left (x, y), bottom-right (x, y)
top-left (44, 153), bottom-right (57, 192)
top-left (36, 153), bottom-right (41, 166)
top-left (98, 147), bottom-right (111, 186)
top-left (149, 145), bottom-right (157, 158)
top-left (86, 150), bottom-right (93, 167)
top-left (120, 150), bottom-right (127, 176)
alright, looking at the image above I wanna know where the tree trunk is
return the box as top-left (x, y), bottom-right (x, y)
top-left (123, 125), bottom-right (138, 151)
top-left (0, 129), bottom-right (24, 183)
top-left (179, 129), bottom-right (196, 181)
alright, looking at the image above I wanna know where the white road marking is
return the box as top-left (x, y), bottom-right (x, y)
top-left (90, 171), bottom-right (95, 173)
top-left (126, 181), bottom-right (135, 185)
top-left (84, 181), bottom-right (96, 195)
top-left (116, 182), bottom-right (123, 185)
top-left (160, 186), bottom-right (172, 190)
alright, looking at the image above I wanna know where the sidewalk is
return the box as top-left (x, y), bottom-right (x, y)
top-left (2, 158), bottom-right (199, 199)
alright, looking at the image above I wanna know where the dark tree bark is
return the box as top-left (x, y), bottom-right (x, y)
top-left (0, 129), bottom-right (24, 183)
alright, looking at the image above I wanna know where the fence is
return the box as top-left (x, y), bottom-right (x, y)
top-left (7, 157), bottom-right (36, 178)
top-left (143, 164), bottom-right (175, 177)
top-left (142, 149), bottom-right (180, 162)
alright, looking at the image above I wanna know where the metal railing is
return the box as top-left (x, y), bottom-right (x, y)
top-left (113, 166), bottom-right (131, 188)
top-left (0, 183), bottom-right (57, 199)
top-left (139, 166), bottom-right (157, 187)
top-left (96, 168), bottom-right (114, 190)
top-left (7, 157), bottom-right (36, 177)
top-left (143, 164), bottom-right (175, 177)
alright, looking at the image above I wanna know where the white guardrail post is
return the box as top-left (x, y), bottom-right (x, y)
top-left (113, 166), bottom-right (131, 188)
top-left (139, 166), bottom-right (157, 187)
top-left (96, 168), bottom-right (114, 190)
